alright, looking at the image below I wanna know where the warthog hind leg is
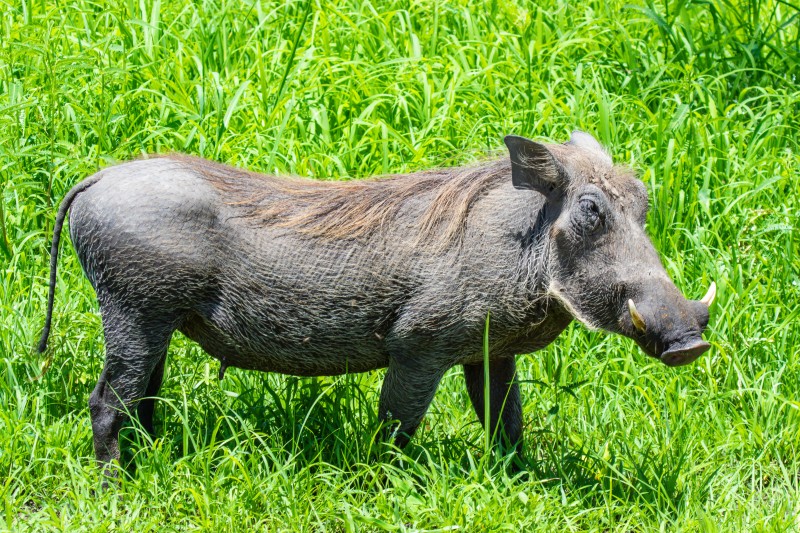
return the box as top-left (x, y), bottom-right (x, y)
top-left (90, 302), bottom-right (176, 480)
top-left (136, 354), bottom-right (167, 436)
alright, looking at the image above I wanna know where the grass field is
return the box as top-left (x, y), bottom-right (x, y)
top-left (1, 0), bottom-right (799, 530)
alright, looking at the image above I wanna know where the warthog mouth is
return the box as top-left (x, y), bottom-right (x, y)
top-left (659, 340), bottom-right (711, 367)
top-left (636, 338), bottom-right (711, 367)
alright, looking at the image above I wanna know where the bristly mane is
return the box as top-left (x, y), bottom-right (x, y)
top-left (158, 154), bottom-right (510, 246)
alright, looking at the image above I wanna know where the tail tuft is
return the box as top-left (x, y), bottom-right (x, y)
top-left (37, 326), bottom-right (50, 353)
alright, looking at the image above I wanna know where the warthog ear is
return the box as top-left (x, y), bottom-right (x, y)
top-left (504, 135), bottom-right (567, 199)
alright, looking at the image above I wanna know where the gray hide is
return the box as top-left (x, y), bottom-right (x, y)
top-left (39, 132), bottom-right (712, 473)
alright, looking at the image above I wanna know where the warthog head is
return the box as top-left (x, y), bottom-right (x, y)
top-left (506, 132), bottom-right (713, 366)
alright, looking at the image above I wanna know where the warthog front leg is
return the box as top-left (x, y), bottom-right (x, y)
top-left (463, 357), bottom-right (522, 454)
top-left (378, 357), bottom-right (446, 448)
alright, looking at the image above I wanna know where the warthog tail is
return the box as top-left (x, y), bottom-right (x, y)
top-left (38, 173), bottom-right (106, 353)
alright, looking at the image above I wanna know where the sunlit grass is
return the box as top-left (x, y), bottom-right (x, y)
top-left (1, 0), bottom-right (798, 530)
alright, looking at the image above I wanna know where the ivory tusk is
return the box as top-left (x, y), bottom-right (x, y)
top-left (628, 299), bottom-right (647, 333)
top-left (700, 281), bottom-right (717, 307)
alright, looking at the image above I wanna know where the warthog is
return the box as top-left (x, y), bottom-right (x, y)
top-left (39, 131), bottom-right (714, 472)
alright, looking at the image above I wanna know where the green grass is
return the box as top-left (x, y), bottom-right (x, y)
top-left (1, 0), bottom-right (799, 530)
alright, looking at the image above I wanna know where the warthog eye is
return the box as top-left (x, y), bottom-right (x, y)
top-left (579, 197), bottom-right (602, 233)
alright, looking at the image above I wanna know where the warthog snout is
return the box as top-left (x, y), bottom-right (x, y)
top-left (627, 282), bottom-right (715, 366)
